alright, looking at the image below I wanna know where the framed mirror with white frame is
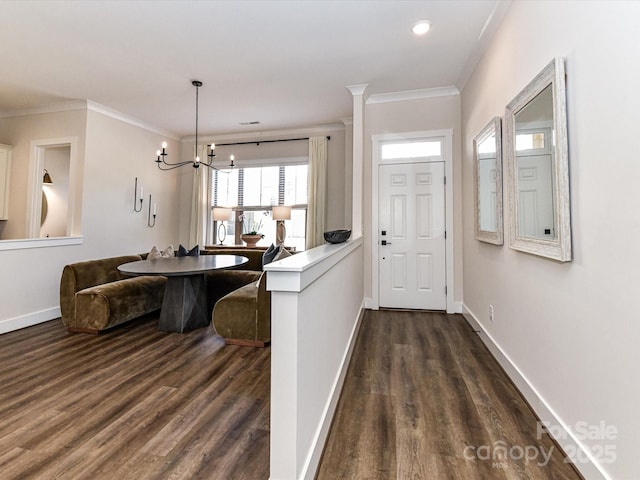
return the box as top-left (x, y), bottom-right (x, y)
top-left (505, 57), bottom-right (571, 262)
top-left (473, 117), bottom-right (503, 245)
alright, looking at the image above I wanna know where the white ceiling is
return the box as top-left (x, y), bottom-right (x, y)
top-left (0, 0), bottom-right (504, 138)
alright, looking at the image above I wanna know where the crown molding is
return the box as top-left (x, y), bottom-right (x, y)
top-left (0, 100), bottom-right (88, 118)
top-left (0, 99), bottom-right (178, 139)
top-left (86, 101), bottom-right (179, 140)
top-left (366, 86), bottom-right (460, 104)
top-left (456, 0), bottom-right (512, 92)
top-left (346, 84), bottom-right (368, 96)
top-left (187, 123), bottom-right (346, 143)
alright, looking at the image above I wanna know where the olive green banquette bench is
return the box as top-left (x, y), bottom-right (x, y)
top-left (60, 254), bottom-right (166, 334)
top-left (60, 247), bottom-right (288, 339)
top-left (200, 247), bottom-right (264, 314)
top-left (60, 248), bottom-right (269, 335)
top-left (203, 247), bottom-right (268, 347)
top-left (205, 245), bottom-right (292, 348)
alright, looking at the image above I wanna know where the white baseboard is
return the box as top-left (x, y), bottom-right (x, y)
top-left (301, 301), bottom-right (365, 480)
top-left (452, 301), bottom-right (463, 314)
top-left (0, 307), bottom-right (60, 335)
top-left (363, 297), bottom-right (375, 309)
top-left (462, 304), bottom-right (610, 480)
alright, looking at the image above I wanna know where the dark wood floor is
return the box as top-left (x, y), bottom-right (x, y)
top-left (316, 310), bottom-right (583, 480)
top-left (0, 314), bottom-right (270, 480)
top-left (0, 310), bottom-right (583, 480)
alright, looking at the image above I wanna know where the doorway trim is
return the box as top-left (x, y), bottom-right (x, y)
top-left (371, 129), bottom-right (455, 313)
top-left (26, 137), bottom-right (80, 238)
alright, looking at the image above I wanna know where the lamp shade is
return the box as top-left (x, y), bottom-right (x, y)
top-left (43, 169), bottom-right (53, 185)
top-left (272, 205), bottom-right (292, 221)
top-left (213, 207), bottom-right (232, 221)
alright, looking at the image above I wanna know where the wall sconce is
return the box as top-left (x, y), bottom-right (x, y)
top-left (272, 205), bottom-right (291, 245)
top-left (213, 207), bottom-right (232, 244)
top-left (43, 169), bottom-right (54, 185)
top-left (148, 194), bottom-right (156, 227)
top-left (134, 177), bottom-right (143, 212)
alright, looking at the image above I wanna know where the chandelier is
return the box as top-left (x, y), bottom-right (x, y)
top-left (155, 80), bottom-right (234, 171)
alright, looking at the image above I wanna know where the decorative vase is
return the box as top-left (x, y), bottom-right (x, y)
top-left (241, 234), bottom-right (262, 248)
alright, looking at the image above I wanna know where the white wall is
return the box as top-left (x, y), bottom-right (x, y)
top-left (325, 129), bottom-right (348, 231)
top-left (0, 106), bottom-right (181, 331)
top-left (363, 94), bottom-right (463, 305)
top-left (343, 120), bottom-right (354, 228)
top-left (0, 109), bottom-right (87, 240)
top-left (83, 110), bottom-right (180, 253)
top-left (461, 2), bottom-right (640, 478)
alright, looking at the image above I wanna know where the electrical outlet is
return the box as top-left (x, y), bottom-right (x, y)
top-left (489, 304), bottom-right (494, 322)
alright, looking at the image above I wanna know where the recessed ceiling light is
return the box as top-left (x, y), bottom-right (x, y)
top-left (412, 20), bottom-right (431, 36)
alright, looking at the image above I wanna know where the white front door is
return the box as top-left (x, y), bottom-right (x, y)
top-left (378, 162), bottom-right (446, 310)
top-left (517, 153), bottom-right (554, 239)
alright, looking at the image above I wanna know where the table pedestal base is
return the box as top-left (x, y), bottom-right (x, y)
top-left (158, 274), bottom-right (209, 333)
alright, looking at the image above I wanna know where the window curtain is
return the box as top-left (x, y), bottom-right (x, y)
top-left (189, 144), bottom-right (211, 247)
top-left (306, 136), bottom-right (327, 249)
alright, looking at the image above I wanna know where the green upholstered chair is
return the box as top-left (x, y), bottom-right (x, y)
top-left (211, 272), bottom-right (270, 347)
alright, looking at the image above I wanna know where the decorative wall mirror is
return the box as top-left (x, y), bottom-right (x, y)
top-left (474, 117), bottom-right (503, 245)
top-left (505, 57), bottom-right (571, 262)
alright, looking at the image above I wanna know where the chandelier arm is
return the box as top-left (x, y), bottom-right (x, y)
top-left (198, 161), bottom-right (233, 173)
top-left (156, 160), bottom-right (194, 171)
top-left (161, 158), bottom-right (193, 167)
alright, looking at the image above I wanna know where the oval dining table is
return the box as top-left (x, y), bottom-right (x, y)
top-left (118, 255), bottom-right (248, 333)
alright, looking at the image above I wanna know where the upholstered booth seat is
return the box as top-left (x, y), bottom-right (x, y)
top-left (211, 272), bottom-right (271, 347)
top-left (203, 269), bottom-right (262, 316)
top-left (73, 276), bottom-right (165, 332)
top-left (201, 248), bottom-right (267, 317)
top-left (60, 255), bottom-right (166, 334)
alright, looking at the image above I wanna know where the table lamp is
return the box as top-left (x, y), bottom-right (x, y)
top-left (272, 205), bottom-right (291, 245)
top-left (213, 207), bottom-right (232, 244)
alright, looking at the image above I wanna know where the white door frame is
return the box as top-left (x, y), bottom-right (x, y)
top-left (371, 129), bottom-right (455, 313)
top-left (27, 137), bottom-right (79, 238)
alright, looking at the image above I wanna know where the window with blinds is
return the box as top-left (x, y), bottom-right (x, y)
top-left (211, 164), bottom-right (308, 250)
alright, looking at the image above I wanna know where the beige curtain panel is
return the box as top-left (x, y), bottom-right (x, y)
top-left (189, 144), bottom-right (209, 247)
top-left (306, 136), bottom-right (328, 249)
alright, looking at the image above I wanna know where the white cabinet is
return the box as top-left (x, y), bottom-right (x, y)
top-left (0, 144), bottom-right (12, 220)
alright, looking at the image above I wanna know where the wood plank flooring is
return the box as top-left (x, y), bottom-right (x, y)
top-left (0, 309), bottom-right (584, 479)
top-left (316, 310), bottom-right (584, 480)
top-left (0, 314), bottom-right (270, 480)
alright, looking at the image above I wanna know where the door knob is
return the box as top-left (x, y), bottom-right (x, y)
top-left (381, 240), bottom-right (392, 246)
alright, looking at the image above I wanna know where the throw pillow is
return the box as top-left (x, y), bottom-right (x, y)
top-left (148, 245), bottom-right (174, 260)
top-left (177, 244), bottom-right (200, 257)
top-left (262, 243), bottom-right (278, 268)
top-left (148, 245), bottom-right (161, 260)
top-left (273, 244), bottom-right (292, 262)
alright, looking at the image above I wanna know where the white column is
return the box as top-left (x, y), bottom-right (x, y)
top-left (346, 84), bottom-right (367, 238)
